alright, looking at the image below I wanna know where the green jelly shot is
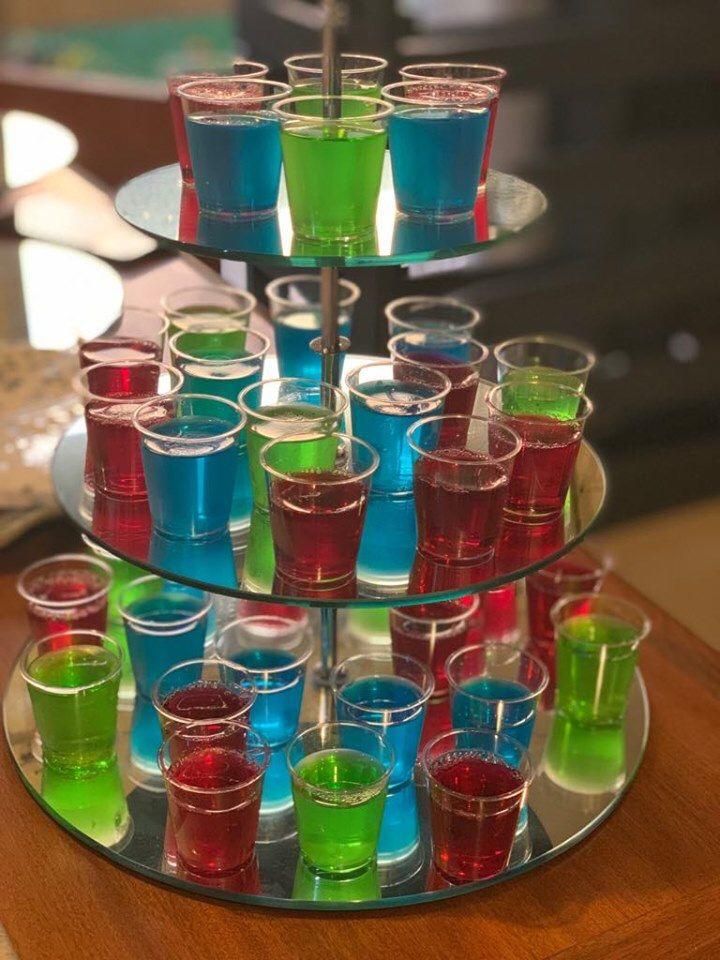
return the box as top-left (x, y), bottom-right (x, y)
top-left (23, 631), bottom-right (122, 778)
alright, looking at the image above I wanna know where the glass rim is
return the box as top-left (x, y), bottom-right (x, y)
top-left (330, 651), bottom-right (436, 713)
top-left (132, 393), bottom-right (246, 444)
top-left (237, 377), bottom-right (349, 422)
top-left (406, 414), bottom-right (522, 465)
top-left (283, 52), bottom-right (389, 77)
top-left (390, 594), bottom-right (480, 627)
top-left (231, 59), bottom-right (271, 75)
top-left (160, 284), bottom-right (257, 320)
top-left (422, 727), bottom-right (533, 801)
top-left (399, 62), bottom-right (507, 83)
top-left (168, 329), bottom-right (270, 366)
top-left (286, 720), bottom-right (395, 782)
top-left (21, 630), bottom-right (122, 694)
top-left (265, 273), bottom-right (361, 309)
top-left (388, 331), bottom-right (489, 369)
top-left (158, 720), bottom-right (270, 795)
top-left (345, 360), bottom-right (452, 408)
top-left (529, 554), bottom-right (612, 590)
top-left (385, 295), bottom-right (482, 333)
top-left (493, 334), bottom-right (597, 375)
top-left (151, 657), bottom-right (257, 721)
top-left (73, 360), bottom-right (184, 403)
top-left (259, 430), bottom-right (379, 486)
top-left (272, 95), bottom-right (394, 123)
top-left (550, 592), bottom-right (651, 646)
top-left (216, 616), bottom-right (314, 682)
top-left (117, 574), bottom-right (213, 633)
top-left (382, 79), bottom-right (496, 107)
top-left (486, 381), bottom-right (594, 422)
top-left (445, 642), bottom-right (549, 702)
top-left (17, 552), bottom-right (112, 607)
top-left (177, 77), bottom-right (293, 104)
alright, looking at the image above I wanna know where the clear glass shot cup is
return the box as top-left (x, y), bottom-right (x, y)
top-left (287, 721), bottom-right (394, 877)
top-left (21, 630), bottom-right (122, 777)
top-left (17, 553), bottom-right (112, 642)
top-left (161, 285), bottom-right (256, 337)
top-left (178, 78), bottom-right (291, 218)
top-left (385, 295), bottom-right (482, 339)
top-left (273, 95), bottom-right (393, 243)
top-left (494, 335), bottom-right (596, 391)
top-left (169, 328), bottom-right (270, 403)
top-left (284, 53), bottom-right (388, 99)
top-left (382, 79), bottom-right (496, 220)
top-left (265, 274), bottom-right (361, 380)
top-left (134, 393), bottom-right (246, 539)
top-left (551, 593), bottom-right (650, 728)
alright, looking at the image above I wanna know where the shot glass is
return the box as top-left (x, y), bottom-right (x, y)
top-left (169, 329), bottom-right (269, 403)
top-left (407, 415), bottom-right (522, 563)
top-left (74, 360), bottom-right (183, 499)
top-left (79, 307), bottom-right (168, 367)
top-left (260, 432), bottom-right (379, 592)
top-left (388, 331), bottom-right (490, 417)
top-left (22, 630), bottom-right (122, 776)
top-left (494, 335), bottom-right (596, 391)
top-left (551, 593), bottom-right (650, 728)
top-left (118, 575), bottom-right (212, 776)
top-left (238, 377), bottom-right (348, 509)
top-left (398, 63), bottom-right (506, 186)
top-left (273, 95), bottom-right (392, 242)
top-left (423, 728), bottom-right (532, 883)
top-left (152, 658), bottom-right (256, 739)
top-left (389, 595), bottom-right (480, 700)
top-left (288, 722), bottom-right (394, 876)
top-left (265, 274), bottom-right (361, 380)
top-left (486, 381), bottom-right (593, 522)
top-left (178, 78), bottom-right (291, 217)
top-left (331, 652), bottom-right (434, 788)
top-left (167, 62), bottom-right (269, 183)
top-left (159, 720), bottom-right (269, 876)
top-left (134, 394), bottom-right (245, 539)
top-left (385, 295), bottom-right (482, 339)
top-left (17, 553), bottom-right (111, 642)
top-left (382, 80), bottom-right (495, 220)
top-left (447, 644), bottom-right (549, 748)
top-left (284, 53), bottom-right (387, 103)
top-left (161, 285), bottom-right (256, 337)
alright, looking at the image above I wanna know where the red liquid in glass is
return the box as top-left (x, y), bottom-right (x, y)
top-left (390, 598), bottom-right (474, 697)
top-left (526, 558), bottom-right (605, 646)
top-left (167, 747), bottom-right (263, 876)
top-left (481, 584), bottom-right (518, 643)
top-left (505, 416), bottom-right (582, 519)
top-left (268, 471), bottom-right (369, 588)
top-left (92, 490), bottom-right (152, 554)
top-left (159, 682), bottom-right (253, 739)
top-left (479, 97), bottom-right (500, 186)
top-left (25, 570), bottom-right (108, 643)
top-left (414, 448), bottom-right (508, 562)
top-left (169, 90), bottom-right (193, 183)
top-left (428, 751), bottom-right (524, 882)
top-left (412, 351), bottom-right (480, 417)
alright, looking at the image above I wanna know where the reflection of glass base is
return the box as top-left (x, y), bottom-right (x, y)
top-left (397, 206), bottom-right (475, 225)
top-left (543, 713), bottom-right (627, 796)
top-left (508, 823), bottom-right (532, 868)
top-left (377, 837), bottom-right (419, 866)
top-left (378, 842), bottom-right (425, 889)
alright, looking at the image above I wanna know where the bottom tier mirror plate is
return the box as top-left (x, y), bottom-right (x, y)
top-left (4, 642), bottom-right (648, 911)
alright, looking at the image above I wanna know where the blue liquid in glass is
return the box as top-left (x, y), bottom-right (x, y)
top-left (228, 648), bottom-right (306, 747)
top-left (378, 780), bottom-right (420, 863)
top-left (389, 108), bottom-right (489, 219)
top-left (123, 591), bottom-right (209, 773)
top-left (335, 675), bottom-right (426, 788)
top-left (357, 492), bottom-right (416, 585)
top-left (141, 415), bottom-right (238, 539)
top-left (451, 676), bottom-right (537, 750)
top-left (186, 113), bottom-right (282, 216)
top-left (261, 746), bottom-right (293, 813)
top-left (274, 309), bottom-right (351, 381)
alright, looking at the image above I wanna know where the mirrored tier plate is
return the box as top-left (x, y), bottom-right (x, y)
top-left (51, 353), bottom-right (606, 607)
top-left (4, 642), bottom-right (649, 911)
top-left (115, 161), bottom-right (547, 267)
top-left (0, 111), bottom-right (78, 195)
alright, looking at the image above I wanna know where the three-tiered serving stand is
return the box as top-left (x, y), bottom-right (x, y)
top-left (3, 5), bottom-right (648, 910)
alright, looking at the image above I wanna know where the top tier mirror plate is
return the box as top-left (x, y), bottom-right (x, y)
top-left (115, 162), bottom-right (547, 268)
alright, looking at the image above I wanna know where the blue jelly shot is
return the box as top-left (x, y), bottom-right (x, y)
top-left (332, 653), bottom-right (434, 789)
top-left (136, 396), bottom-right (244, 540)
top-left (378, 780), bottom-right (420, 864)
top-left (118, 577), bottom-right (211, 776)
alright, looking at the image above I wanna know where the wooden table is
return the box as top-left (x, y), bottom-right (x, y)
top-left (1, 521), bottom-right (719, 960)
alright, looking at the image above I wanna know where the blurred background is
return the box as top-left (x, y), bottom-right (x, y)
top-left (0, 0), bottom-right (717, 640)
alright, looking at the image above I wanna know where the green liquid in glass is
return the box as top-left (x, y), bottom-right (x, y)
top-left (281, 123), bottom-right (386, 241)
top-left (291, 82), bottom-right (382, 117)
top-left (501, 376), bottom-right (582, 419)
top-left (41, 761), bottom-right (131, 846)
top-left (293, 748), bottom-right (387, 875)
top-left (241, 507), bottom-right (276, 592)
top-left (28, 645), bottom-right (120, 777)
top-left (293, 859), bottom-right (380, 902)
top-left (247, 403), bottom-right (339, 506)
top-left (543, 711), bottom-right (626, 795)
top-left (556, 614), bottom-right (639, 726)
